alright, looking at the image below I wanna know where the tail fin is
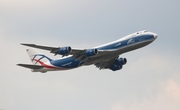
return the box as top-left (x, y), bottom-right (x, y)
top-left (26, 48), bottom-right (52, 65)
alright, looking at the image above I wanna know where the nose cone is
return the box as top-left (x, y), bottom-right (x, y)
top-left (153, 33), bottom-right (158, 39)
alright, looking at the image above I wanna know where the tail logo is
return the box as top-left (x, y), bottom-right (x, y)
top-left (31, 54), bottom-right (52, 65)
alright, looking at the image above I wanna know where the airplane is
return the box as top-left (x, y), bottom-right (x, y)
top-left (17, 30), bottom-right (158, 73)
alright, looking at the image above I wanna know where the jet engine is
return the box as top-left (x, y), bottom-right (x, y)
top-left (109, 58), bottom-right (127, 71)
top-left (85, 48), bottom-right (98, 56)
top-left (58, 46), bottom-right (72, 55)
top-left (115, 58), bottom-right (127, 65)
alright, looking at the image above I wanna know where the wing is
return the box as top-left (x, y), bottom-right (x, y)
top-left (22, 43), bottom-right (117, 57)
top-left (21, 43), bottom-right (84, 56)
top-left (21, 43), bottom-right (120, 66)
top-left (17, 64), bottom-right (44, 69)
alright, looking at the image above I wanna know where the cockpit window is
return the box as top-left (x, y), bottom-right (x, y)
top-left (144, 30), bottom-right (148, 32)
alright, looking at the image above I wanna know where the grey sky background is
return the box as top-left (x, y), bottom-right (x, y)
top-left (0, 0), bottom-right (180, 110)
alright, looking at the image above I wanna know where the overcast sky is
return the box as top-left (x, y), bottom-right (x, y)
top-left (0, 0), bottom-right (180, 110)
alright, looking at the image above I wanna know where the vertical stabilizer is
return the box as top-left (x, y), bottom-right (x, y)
top-left (26, 49), bottom-right (52, 65)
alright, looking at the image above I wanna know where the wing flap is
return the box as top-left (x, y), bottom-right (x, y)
top-left (94, 57), bottom-right (118, 69)
top-left (17, 64), bottom-right (44, 69)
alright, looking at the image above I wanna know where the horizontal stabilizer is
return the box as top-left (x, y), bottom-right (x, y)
top-left (17, 64), bottom-right (44, 69)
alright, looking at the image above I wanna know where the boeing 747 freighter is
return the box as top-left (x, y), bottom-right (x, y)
top-left (17, 30), bottom-right (158, 73)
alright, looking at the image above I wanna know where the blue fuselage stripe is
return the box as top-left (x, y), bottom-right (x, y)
top-left (97, 34), bottom-right (154, 50)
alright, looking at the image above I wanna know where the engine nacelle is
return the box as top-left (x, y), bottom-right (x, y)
top-left (109, 58), bottom-right (127, 71)
top-left (85, 49), bottom-right (98, 56)
top-left (109, 64), bottom-right (123, 71)
top-left (58, 46), bottom-right (72, 55)
top-left (115, 58), bottom-right (127, 65)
